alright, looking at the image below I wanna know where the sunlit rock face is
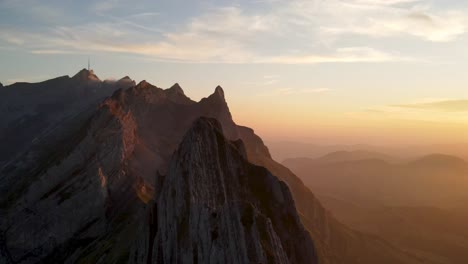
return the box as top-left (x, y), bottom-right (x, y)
top-left (136, 118), bottom-right (317, 264)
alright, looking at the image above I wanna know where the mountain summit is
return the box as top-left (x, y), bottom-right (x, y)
top-left (72, 68), bottom-right (100, 82)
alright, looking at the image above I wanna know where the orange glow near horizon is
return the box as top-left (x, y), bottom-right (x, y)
top-left (231, 102), bottom-right (468, 146)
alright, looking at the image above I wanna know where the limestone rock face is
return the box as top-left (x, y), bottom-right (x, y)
top-left (143, 118), bottom-right (317, 264)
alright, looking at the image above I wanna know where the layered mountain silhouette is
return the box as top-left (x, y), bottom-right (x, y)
top-left (269, 141), bottom-right (468, 165)
top-left (283, 153), bottom-right (468, 208)
top-left (1, 70), bottom-right (423, 263)
top-left (283, 153), bottom-right (468, 263)
top-left (288, 150), bottom-right (398, 165)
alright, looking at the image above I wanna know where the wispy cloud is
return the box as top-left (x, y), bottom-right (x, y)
top-left (243, 75), bottom-right (281, 87)
top-left (0, 0), bottom-right (466, 63)
top-left (262, 47), bottom-right (404, 64)
top-left (262, 87), bottom-right (333, 96)
top-left (348, 0), bottom-right (422, 6)
top-left (393, 99), bottom-right (468, 112)
top-left (0, 0), bottom-right (68, 24)
top-left (92, 0), bottom-right (122, 12)
top-left (290, 0), bottom-right (468, 43)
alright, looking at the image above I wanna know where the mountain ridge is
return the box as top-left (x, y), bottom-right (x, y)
top-left (0, 70), bottom-right (424, 264)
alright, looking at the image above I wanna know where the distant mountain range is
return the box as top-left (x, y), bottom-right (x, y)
top-left (283, 151), bottom-right (468, 263)
top-left (268, 141), bottom-right (468, 163)
top-left (283, 152), bottom-right (468, 208)
top-left (0, 70), bottom-right (428, 263)
top-left (292, 150), bottom-right (400, 164)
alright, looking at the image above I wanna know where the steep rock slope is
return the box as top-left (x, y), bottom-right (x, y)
top-left (135, 118), bottom-right (317, 263)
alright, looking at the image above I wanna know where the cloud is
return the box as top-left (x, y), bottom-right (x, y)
top-left (393, 99), bottom-right (468, 112)
top-left (347, 0), bottom-right (422, 6)
top-left (302, 0), bottom-right (468, 42)
top-left (309, 88), bottom-right (332, 93)
top-left (0, 0), bottom-right (68, 24)
top-left (262, 47), bottom-right (403, 64)
top-left (0, 15), bottom-right (404, 64)
top-left (92, 0), bottom-right (122, 12)
top-left (1, 0), bottom-right (466, 63)
top-left (30, 49), bottom-right (83, 55)
top-left (262, 87), bottom-right (332, 96)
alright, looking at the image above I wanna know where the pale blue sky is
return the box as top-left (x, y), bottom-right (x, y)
top-left (1, 0), bottom-right (468, 144)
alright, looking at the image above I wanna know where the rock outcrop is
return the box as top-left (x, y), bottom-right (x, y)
top-left (138, 118), bottom-right (317, 264)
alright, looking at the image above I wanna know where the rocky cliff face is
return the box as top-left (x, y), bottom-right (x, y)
top-left (132, 118), bottom-right (317, 264)
top-left (0, 72), bottom-right (423, 264)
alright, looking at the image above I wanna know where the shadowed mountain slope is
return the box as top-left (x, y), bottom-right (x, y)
top-left (0, 69), bottom-right (135, 170)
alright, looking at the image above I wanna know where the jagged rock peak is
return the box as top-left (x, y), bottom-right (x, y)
top-left (0, 82), bottom-right (3, 88)
top-left (199, 85), bottom-right (226, 105)
top-left (214, 85), bottom-right (225, 99)
top-left (167, 82), bottom-right (184, 95)
top-left (135, 80), bottom-right (154, 89)
top-left (72, 68), bottom-right (100, 82)
top-left (119, 76), bottom-right (133, 82)
top-left (149, 116), bottom-right (318, 264)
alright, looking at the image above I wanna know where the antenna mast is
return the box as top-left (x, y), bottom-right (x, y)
top-left (88, 57), bottom-right (90, 71)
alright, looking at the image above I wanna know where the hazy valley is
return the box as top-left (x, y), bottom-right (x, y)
top-left (281, 150), bottom-right (468, 264)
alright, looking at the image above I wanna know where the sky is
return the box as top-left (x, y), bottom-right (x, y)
top-left (1, 0), bottom-right (468, 145)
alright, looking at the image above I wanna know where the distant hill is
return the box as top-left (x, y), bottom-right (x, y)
top-left (283, 153), bottom-right (468, 208)
top-left (318, 195), bottom-right (468, 264)
top-left (284, 150), bottom-right (399, 164)
top-left (268, 140), bottom-right (468, 164)
top-left (407, 154), bottom-right (468, 169)
top-left (284, 152), bottom-right (468, 264)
